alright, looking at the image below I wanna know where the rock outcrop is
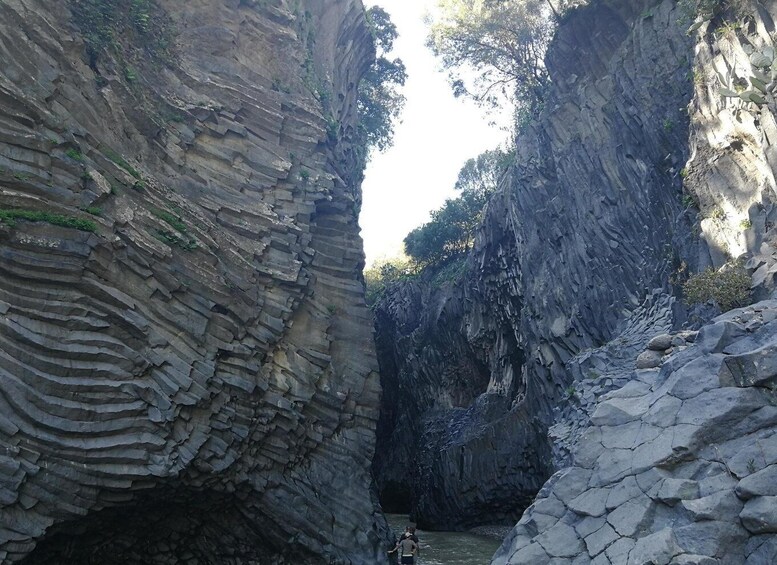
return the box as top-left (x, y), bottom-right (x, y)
top-left (493, 301), bottom-right (777, 564)
top-left (372, 272), bottom-right (549, 529)
top-left (487, 0), bottom-right (777, 560)
top-left (0, 1), bottom-right (388, 563)
top-left (374, 0), bottom-right (703, 530)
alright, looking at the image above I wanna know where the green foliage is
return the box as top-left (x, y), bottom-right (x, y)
top-left (154, 209), bottom-right (187, 233)
top-left (404, 192), bottom-right (484, 264)
top-left (326, 116), bottom-right (339, 142)
top-left (430, 256), bottom-right (468, 287)
top-left (356, 7), bottom-right (407, 161)
top-left (426, 0), bottom-right (558, 120)
top-left (68, 0), bottom-right (174, 66)
top-left (683, 261), bottom-right (751, 311)
top-left (85, 206), bottom-right (102, 216)
top-left (153, 209), bottom-right (198, 251)
top-left (403, 147), bottom-right (510, 266)
top-left (105, 149), bottom-right (142, 180)
top-left (124, 66), bottom-right (139, 82)
top-left (156, 230), bottom-right (198, 251)
top-left (740, 219), bottom-right (752, 229)
top-left (65, 148), bottom-right (84, 162)
top-left (455, 148), bottom-right (513, 198)
top-left (678, 0), bottom-right (724, 25)
top-left (0, 208), bottom-right (97, 232)
top-left (364, 256), bottom-right (415, 306)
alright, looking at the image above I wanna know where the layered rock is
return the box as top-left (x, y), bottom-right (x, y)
top-left (374, 0), bottom-right (702, 529)
top-left (491, 0), bottom-right (777, 561)
top-left (0, 0), bottom-right (388, 563)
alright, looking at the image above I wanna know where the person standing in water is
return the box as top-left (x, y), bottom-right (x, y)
top-left (389, 525), bottom-right (420, 564)
top-left (397, 532), bottom-right (418, 565)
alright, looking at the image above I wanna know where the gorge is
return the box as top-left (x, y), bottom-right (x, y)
top-left (2, 0), bottom-right (777, 564)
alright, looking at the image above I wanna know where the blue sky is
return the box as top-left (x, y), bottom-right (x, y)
top-left (360, 0), bottom-right (508, 267)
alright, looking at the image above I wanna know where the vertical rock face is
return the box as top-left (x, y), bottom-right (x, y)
top-left (494, 0), bottom-right (777, 561)
top-left (0, 1), bottom-right (387, 563)
top-left (374, 0), bottom-right (701, 530)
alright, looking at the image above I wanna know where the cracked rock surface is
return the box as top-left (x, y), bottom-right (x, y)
top-left (0, 0), bottom-right (387, 563)
top-left (493, 301), bottom-right (777, 564)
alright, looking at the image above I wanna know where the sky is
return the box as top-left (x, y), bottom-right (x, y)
top-left (359, 0), bottom-right (508, 268)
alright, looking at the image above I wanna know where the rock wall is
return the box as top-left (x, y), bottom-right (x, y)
top-left (372, 272), bottom-right (549, 529)
top-left (374, 0), bottom-right (704, 530)
top-left (494, 301), bottom-right (777, 564)
top-left (0, 1), bottom-right (388, 563)
top-left (491, 0), bottom-right (777, 562)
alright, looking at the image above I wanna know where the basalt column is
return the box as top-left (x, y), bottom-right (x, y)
top-left (0, 0), bottom-right (388, 563)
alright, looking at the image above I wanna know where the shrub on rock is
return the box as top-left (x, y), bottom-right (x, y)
top-left (683, 261), bottom-right (752, 312)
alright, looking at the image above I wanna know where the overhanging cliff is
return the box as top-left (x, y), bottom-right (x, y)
top-left (0, 1), bottom-right (388, 563)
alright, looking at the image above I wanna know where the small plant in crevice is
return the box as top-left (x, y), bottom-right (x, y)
top-left (747, 458), bottom-right (757, 473)
top-left (740, 218), bottom-right (753, 229)
top-left (326, 116), bottom-right (339, 142)
top-left (12, 172), bottom-right (32, 181)
top-left (124, 66), bottom-right (139, 82)
top-left (65, 148), bottom-right (85, 162)
top-left (104, 149), bottom-right (142, 180)
top-left (0, 208), bottom-right (97, 232)
top-left (154, 209), bottom-right (187, 233)
top-left (156, 230), bottom-right (199, 251)
top-left (152, 208), bottom-right (198, 251)
top-left (84, 206), bottom-right (102, 216)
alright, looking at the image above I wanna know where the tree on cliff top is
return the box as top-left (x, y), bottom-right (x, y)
top-left (357, 7), bottom-right (407, 158)
top-left (403, 147), bottom-right (511, 266)
top-left (425, 0), bottom-right (557, 123)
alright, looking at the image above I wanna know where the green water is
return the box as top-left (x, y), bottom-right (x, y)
top-left (385, 514), bottom-right (505, 565)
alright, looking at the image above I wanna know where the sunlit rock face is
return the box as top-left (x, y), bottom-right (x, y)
top-left (374, 0), bottom-right (706, 532)
top-left (493, 0), bottom-right (777, 560)
top-left (0, 1), bottom-right (388, 563)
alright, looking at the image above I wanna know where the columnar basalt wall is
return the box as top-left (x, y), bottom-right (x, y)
top-left (373, 0), bottom-right (704, 530)
top-left (0, 1), bottom-right (388, 563)
top-left (493, 0), bottom-right (777, 561)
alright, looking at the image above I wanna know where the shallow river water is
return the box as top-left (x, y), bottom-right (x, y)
top-left (385, 514), bottom-right (505, 565)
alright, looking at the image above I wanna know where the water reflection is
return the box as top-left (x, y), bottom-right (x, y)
top-left (385, 514), bottom-right (504, 565)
